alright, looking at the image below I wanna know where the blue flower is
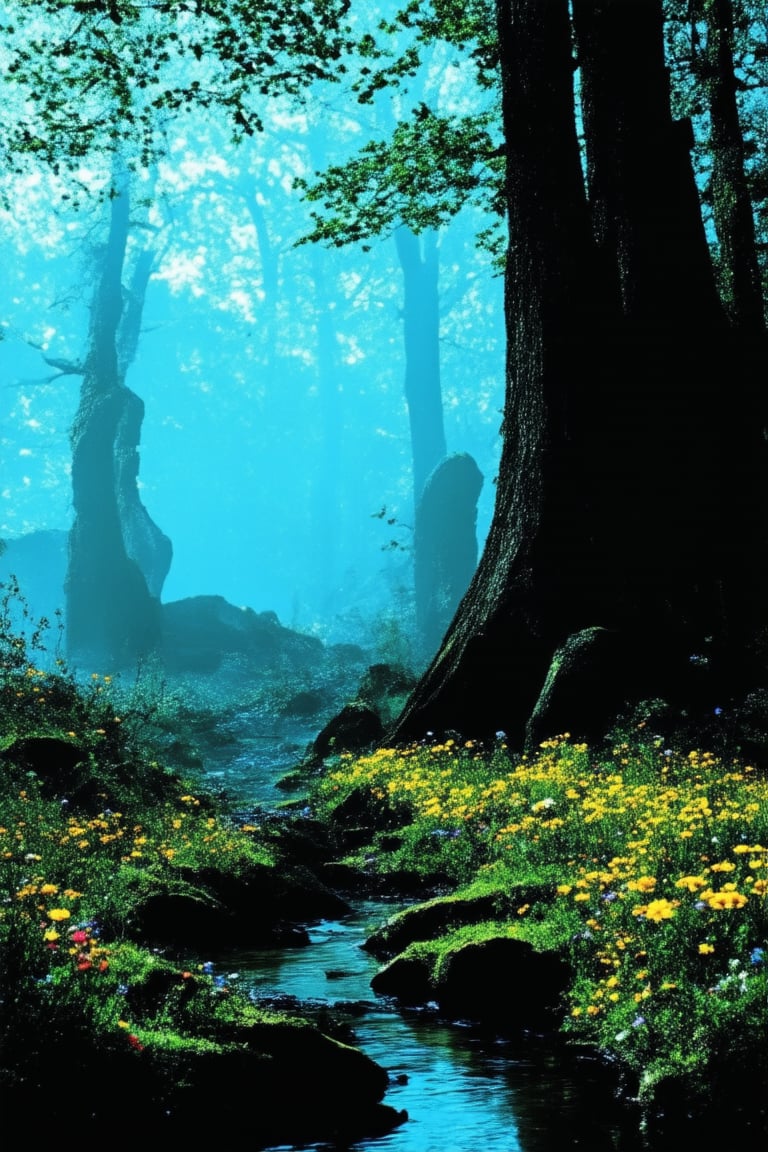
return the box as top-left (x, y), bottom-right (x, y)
top-left (750, 948), bottom-right (765, 966)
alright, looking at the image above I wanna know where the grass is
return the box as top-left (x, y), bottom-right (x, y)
top-left (0, 588), bottom-right (325, 1120)
top-left (311, 730), bottom-right (768, 1111)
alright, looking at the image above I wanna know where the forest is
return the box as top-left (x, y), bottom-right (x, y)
top-left (0, 1), bottom-right (766, 1148)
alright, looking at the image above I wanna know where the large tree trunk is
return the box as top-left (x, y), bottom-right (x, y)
top-left (390, 0), bottom-right (766, 748)
top-left (66, 178), bottom-right (171, 668)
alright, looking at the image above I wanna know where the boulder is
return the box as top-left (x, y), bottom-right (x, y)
top-left (364, 891), bottom-right (511, 957)
top-left (371, 954), bottom-right (434, 1005)
top-left (161, 595), bottom-right (324, 673)
top-left (371, 930), bottom-right (570, 1028)
top-left (434, 935), bottom-right (570, 1026)
top-left (311, 702), bottom-right (384, 760)
top-left (133, 861), bottom-right (349, 947)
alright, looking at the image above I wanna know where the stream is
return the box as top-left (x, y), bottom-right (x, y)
top-left (225, 904), bottom-right (639, 1152)
top-left (199, 724), bottom-right (647, 1152)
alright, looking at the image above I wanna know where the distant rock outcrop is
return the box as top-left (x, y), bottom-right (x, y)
top-left (160, 594), bottom-right (324, 672)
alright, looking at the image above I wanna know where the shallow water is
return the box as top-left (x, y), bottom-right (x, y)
top-left (224, 904), bottom-right (637, 1152)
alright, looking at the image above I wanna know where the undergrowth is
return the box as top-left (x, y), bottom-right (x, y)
top-left (311, 729), bottom-right (768, 1113)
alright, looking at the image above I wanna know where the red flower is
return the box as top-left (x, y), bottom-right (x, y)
top-left (127, 1034), bottom-right (144, 1051)
top-left (77, 960), bottom-right (93, 971)
top-left (98, 960), bottom-right (109, 973)
top-left (71, 930), bottom-right (88, 944)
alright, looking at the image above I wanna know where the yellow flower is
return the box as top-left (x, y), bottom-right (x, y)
top-left (43, 929), bottom-right (60, 942)
top-left (47, 908), bottom-right (71, 922)
top-left (675, 875), bottom-right (706, 892)
top-left (39, 884), bottom-right (59, 895)
top-left (710, 861), bottom-right (736, 873)
top-left (698, 943), bottom-right (715, 954)
top-left (707, 890), bottom-right (748, 910)
top-left (643, 899), bottom-right (677, 921)
top-left (628, 876), bottom-right (657, 893)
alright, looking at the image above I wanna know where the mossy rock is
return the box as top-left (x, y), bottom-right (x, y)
top-left (0, 1011), bottom-right (406, 1142)
top-left (364, 890), bottom-right (511, 956)
top-left (370, 954), bottom-right (435, 1005)
top-left (364, 883), bottom-right (557, 956)
top-left (327, 784), bottom-right (411, 831)
top-left (312, 702), bottom-right (384, 760)
top-left (434, 935), bottom-right (570, 1026)
top-left (132, 861), bottom-right (349, 947)
top-left (372, 928), bottom-right (570, 1029)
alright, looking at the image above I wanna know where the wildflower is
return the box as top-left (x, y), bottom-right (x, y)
top-left (675, 875), bottom-right (707, 892)
top-left (127, 1033), bottom-right (144, 1051)
top-left (47, 908), bottom-right (71, 922)
top-left (628, 876), bottom-right (657, 893)
top-left (750, 948), bottom-right (765, 965)
top-left (699, 943), bottom-right (716, 955)
top-left (640, 899), bottom-right (677, 921)
top-left (707, 890), bottom-right (748, 910)
top-left (39, 884), bottom-right (58, 896)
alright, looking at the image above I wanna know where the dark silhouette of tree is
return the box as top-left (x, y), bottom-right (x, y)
top-left (64, 170), bottom-right (171, 666)
top-left (390, 0), bottom-right (767, 746)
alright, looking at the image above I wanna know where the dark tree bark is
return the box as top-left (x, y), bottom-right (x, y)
top-left (390, 0), bottom-right (766, 748)
top-left (697, 0), bottom-right (765, 334)
top-left (66, 178), bottom-right (171, 668)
